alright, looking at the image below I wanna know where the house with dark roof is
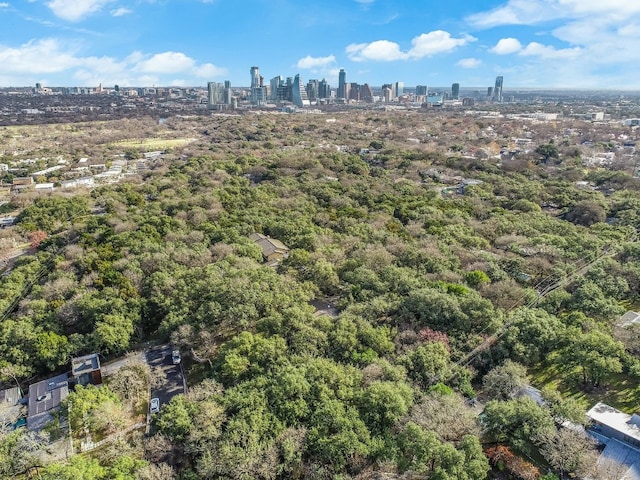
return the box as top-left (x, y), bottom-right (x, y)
top-left (27, 373), bottom-right (68, 431)
top-left (249, 233), bottom-right (290, 263)
top-left (71, 353), bottom-right (102, 386)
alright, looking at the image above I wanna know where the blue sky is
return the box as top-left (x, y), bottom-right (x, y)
top-left (1, 0), bottom-right (639, 89)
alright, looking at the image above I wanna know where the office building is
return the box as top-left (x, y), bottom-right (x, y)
top-left (250, 66), bottom-right (261, 89)
top-left (270, 76), bottom-right (284, 102)
top-left (416, 85), bottom-right (428, 96)
top-left (361, 84), bottom-right (374, 103)
top-left (250, 66), bottom-right (266, 105)
top-left (306, 79), bottom-right (319, 102)
top-left (382, 86), bottom-right (392, 103)
top-left (451, 83), bottom-right (460, 100)
top-left (395, 81), bottom-right (404, 98)
top-left (291, 74), bottom-right (310, 107)
top-left (338, 69), bottom-right (347, 99)
top-left (207, 82), bottom-right (223, 107)
top-left (318, 79), bottom-right (331, 99)
top-left (493, 76), bottom-right (503, 103)
top-left (348, 82), bottom-right (361, 102)
top-left (223, 81), bottom-right (232, 105)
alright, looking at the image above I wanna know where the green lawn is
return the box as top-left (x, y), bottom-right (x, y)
top-left (110, 137), bottom-right (196, 150)
top-left (530, 362), bottom-right (640, 413)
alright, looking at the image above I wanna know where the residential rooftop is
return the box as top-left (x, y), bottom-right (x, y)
top-left (587, 402), bottom-right (640, 445)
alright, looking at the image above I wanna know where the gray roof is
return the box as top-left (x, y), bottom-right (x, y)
top-left (515, 385), bottom-right (545, 406)
top-left (619, 311), bottom-right (640, 327)
top-left (597, 439), bottom-right (640, 480)
top-left (27, 373), bottom-right (68, 422)
top-left (71, 353), bottom-right (101, 376)
top-left (588, 402), bottom-right (640, 444)
top-left (249, 233), bottom-right (289, 258)
top-left (0, 387), bottom-right (21, 407)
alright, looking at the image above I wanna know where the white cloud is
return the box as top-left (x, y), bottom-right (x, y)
top-left (0, 39), bottom-right (227, 86)
top-left (194, 62), bottom-right (227, 78)
top-left (297, 54), bottom-right (336, 69)
top-left (408, 31), bottom-right (476, 59)
top-left (467, 1), bottom-right (560, 28)
top-left (46, 0), bottom-right (114, 22)
top-left (346, 30), bottom-right (474, 62)
top-left (110, 7), bottom-right (131, 16)
top-left (0, 3), bottom-right (9, 8)
top-left (457, 58), bottom-right (482, 68)
top-left (519, 41), bottom-right (582, 59)
top-left (490, 37), bottom-right (522, 54)
top-left (346, 40), bottom-right (405, 62)
top-left (467, 0), bottom-right (640, 87)
top-left (0, 38), bottom-right (80, 73)
top-left (617, 23), bottom-right (640, 37)
top-left (134, 51), bottom-right (196, 74)
top-left (467, 0), bottom-right (640, 28)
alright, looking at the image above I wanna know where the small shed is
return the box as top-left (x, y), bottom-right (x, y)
top-left (0, 386), bottom-right (23, 423)
top-left (71, 353), bottom-right (102, 386)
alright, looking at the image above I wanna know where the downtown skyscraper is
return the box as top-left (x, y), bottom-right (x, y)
top-left (493, 76), bottom-right (503, 103)
top-left (338, 69), bottom-right (347, 99)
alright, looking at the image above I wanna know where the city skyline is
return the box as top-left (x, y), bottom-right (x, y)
top-left (0, 1), bottom-right (639, 90)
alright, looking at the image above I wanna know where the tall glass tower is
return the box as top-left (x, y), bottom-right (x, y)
top-left (451, 83), bottom-right (460, 99)
top-left (291, 74), bottom-right (310, 107)
top-left (250, 66), bottom-right (260, 89)
top-left (493, 76), bottom-right (503, 103)
top-left (338, 69), bottom-right (347, 99)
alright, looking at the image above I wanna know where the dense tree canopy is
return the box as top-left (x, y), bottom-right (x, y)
top-left (1, 110), bottom-right (638, 478)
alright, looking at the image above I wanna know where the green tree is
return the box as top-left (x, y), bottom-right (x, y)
top-left (213, 331), bottom-right (287, 386)
top-left (307, 397), bottom-right (371, 471)
top-left (560, 329), bottom-right (625, 388)
top-left (396, 423), bottom-right (488, 479)
top-left (482, 398), bottom-right (556, 457)
top-left (535, 142), bottom-right (560, 163)
top-left (566, 200), bottom-right (606, 227)
top-left (482, 360), bottom-right (529, 401)
top-left (40, 456), bottom-right (106, 480)
top-left (154, 395), bottom-right (199, 442)
top-left (0, 429), bottom-right (42, 477)
top-left (400, 341), bottom-right (451, 388)
top-left (62, 384), bottom-right (124, 437)
top-left (357, 380), bottom-right (414, 434)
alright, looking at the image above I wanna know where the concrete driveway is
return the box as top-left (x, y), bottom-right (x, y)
top-left (145, 344), bottom-right (186, 411)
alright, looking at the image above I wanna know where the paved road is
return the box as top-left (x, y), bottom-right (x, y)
top-left (100, 351), bottom-right (145, 377)
top-left (145, 344), bottom-right (186, 411)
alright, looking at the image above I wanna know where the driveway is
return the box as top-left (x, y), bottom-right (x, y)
top-left (145, 344), bottom-right (186, 411)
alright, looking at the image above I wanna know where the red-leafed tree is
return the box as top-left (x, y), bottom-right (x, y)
top-left (29, 230), bottom-right (48, 250)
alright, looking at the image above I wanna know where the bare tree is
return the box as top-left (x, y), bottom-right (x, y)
top-left (539, 428), bottom-right (598, 479)
top-left (482, 360), bottom-right (529, 401)
top-left (137, 462), bottom-right (176, 480)
top-left (405, 392), bottom-right (480, 442)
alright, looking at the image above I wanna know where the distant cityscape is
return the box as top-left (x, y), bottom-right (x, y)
top-left (0, 66), bottom-right (514, 111)
top-left (2, 65), bottom-right (640, 127)
top-left (2, 67), bottom-right (506, 109)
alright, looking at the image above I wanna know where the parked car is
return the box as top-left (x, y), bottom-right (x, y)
top-left (171, 349), bottom-right (181, 365)
top-left (150, 397), bottom-right (160, 414)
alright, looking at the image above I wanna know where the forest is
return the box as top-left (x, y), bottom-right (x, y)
top-left (0, 109), bottom-right (639, 479)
